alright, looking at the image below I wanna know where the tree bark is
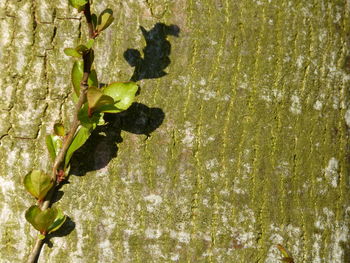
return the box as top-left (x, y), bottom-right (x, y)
top-left (0, 0), bottom-right (349, 262)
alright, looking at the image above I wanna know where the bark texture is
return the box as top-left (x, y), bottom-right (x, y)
top-left (0, 0), bottom-right (350, 262)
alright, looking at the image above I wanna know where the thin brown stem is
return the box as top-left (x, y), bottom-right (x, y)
top-left (84, 2), bottom-right (94, 39)
top-left (26, 239), bottom-right (43, 263)
top-left (27, 3), bottom-right (94, 263)
top-left (26, 79), bottom-right (89, 263)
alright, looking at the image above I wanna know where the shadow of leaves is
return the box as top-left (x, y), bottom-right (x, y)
top-left (70, 103), bottom-right (164, 176)
top-left (124, 23), bottom-right (180, 81)
top-left (69, 22), bottom-right (180, 176)
top-left (44, 216), bottom-right (76, 248)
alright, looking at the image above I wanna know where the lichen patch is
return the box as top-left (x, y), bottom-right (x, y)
top-left (144, 194), bottom-right (163, 212)
top-left (324, 157), bottom-right (339, 188)
top-left (170, 230), bottom-right (191, 244)
top-left (290, 94), bottom-right (301, 114)
top-left (313, 100), bottom-right (323, 111)
top-left (181, 121), bottom-right (195, 147)
top-left (145, 228), bottom-right (162, 239)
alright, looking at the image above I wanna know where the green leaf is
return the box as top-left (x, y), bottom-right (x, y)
top-left (65, 43), bottom-right (92, 58)
top-left (86, 39), bottom-right (95, 49)
top-left (96, 9), bottom-right (114, 33)
top-left (64, 126), bottom-right (91, 168)
top-left (71, 61), bottom-right (99, 96)
top-left (77, 5), bottom-right (85, 12)
top-left (72, 92), bottom-right (79, 103)
top-left (78, 103), bottom-right (102, 129)
top-left (100, 82), bottom-right (138, 113)
top-left (68, 0), bottom-right (87, 9)
top-left (64, 48), bottom-right (81, 58)
top-left (45, 135), bottom-right (56, 161)
top-left (89, 69), bottom-right (98, 87)
top-left (76, 44), bottom-right (88, 55)
top-left (54, 123), bottom-right (65, 137)
top-left (25, 205), bottom-right (58, 233)
top-left (46, 135), bottom-right (62, 161)
top-left (97, 113), bottom-right (106, 126)
top-left (71, 61), bottom-right (84, 96)
top-left (24, 170), bottom-right (54, 200)
top-left (47, 208), bottom-right (66, 234)
top-left (87, 87), bottom-right (114, 111)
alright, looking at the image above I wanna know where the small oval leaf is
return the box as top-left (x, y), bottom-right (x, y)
top-left (54, 123), bottom-right (65, 137)
top-left (68, 0), bottom-right (87, 9)
top-left (71, 61), bottom-right (99, 96)
top-left (87, 87), bottom-right (114, 111)
top-left (47, 208), bottom-right (66, 234)
top-left (64, 48), bottom-right (81, 58)
top-left (76, 44), bottom-right (88, 55)
top-left (25, 206), bottom-right (58, 233)
top-left (24, 170), bottom-right (54, 200)
top-left (46, 135), bottom-right (62, 161)
top-left (71, 60), bottom-right (84, 96)
top-left (78, 103), bottom-right (102, 129)
top-left (86, 39), bottom-right (95, 49)
top-left (64, 126), bottom-right (91, 168)
top-left (101, 82), bottom-right (138, 113)
top-left (46, 135), bottom-right (57, 161)
top-left (96, 9), bottom-right (114, 32)
top-left (89, 69), bottom-right (98, 88)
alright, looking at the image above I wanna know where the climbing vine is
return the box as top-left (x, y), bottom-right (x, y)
top-left (24, 1), bottom-right (138, 262)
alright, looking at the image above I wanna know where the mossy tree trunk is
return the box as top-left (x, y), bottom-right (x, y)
top-left (0, 0), bottom-right (349, 262)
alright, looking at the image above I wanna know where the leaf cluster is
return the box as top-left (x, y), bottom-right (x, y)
top-left (24, 170), bottom-right (66, 235)
top-left (24, 0), bottom-right (137, 242)
top-left (59, 51), bottom-right (138, 169)
top-left (69, 0), bottom-right (114, 38)
top-left (26, 205), bottom-right (66, 236)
